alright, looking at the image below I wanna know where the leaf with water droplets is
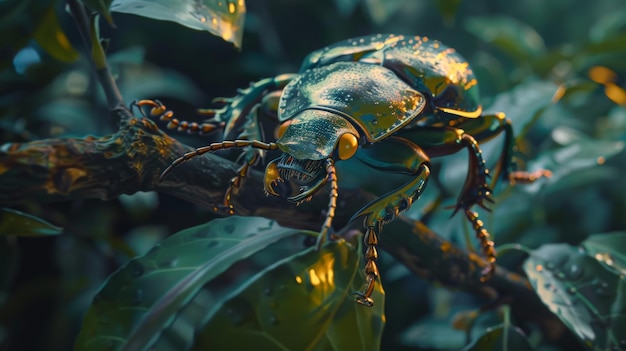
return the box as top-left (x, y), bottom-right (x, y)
top-left (0, 208), bottom-right (62, 237)
top-left (522, 241), bottom-right (626, 350)
top-left (75, 216), bottom-right (308, 351)
top-left (110, 0), bottom-right (246, 47)
top-left (581, 232), bottom-right (626, 275)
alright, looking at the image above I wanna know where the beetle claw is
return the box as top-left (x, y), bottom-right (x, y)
top-left (264, 159), bottom-right (283, 197)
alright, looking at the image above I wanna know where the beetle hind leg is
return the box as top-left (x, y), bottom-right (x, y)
top-left (451, 134), bottom-right (499, 281)
top-left (350, 137), bottom-right (432, 306)
top-left (464, 210), bottom-right (496, 280)
top-left (452, 134), bottom-right (495, 214)
top-left (488, 117), bottom-right (552, 187)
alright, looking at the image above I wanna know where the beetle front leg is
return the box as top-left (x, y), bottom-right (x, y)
top-left (222, 150), bottom-right (261, 215)
top-left (352, 137), bottom-right (431, 306)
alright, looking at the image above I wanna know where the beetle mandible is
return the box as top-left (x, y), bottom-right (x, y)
top-left (141, 34), bottom-right (551, 307)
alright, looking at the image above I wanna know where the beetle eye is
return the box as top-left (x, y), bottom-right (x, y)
top-left (337, 133), bottom-right (358, 160)
top-left (276, 120), bottom-right (292, 139)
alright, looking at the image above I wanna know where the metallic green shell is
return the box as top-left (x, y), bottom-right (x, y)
top-left (299, 34), bottom-right (481, 119)
top-left (278, 62), bottom-right (426, 142)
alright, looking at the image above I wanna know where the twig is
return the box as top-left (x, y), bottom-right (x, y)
top-left (67, 0), bottom-right (125, 112)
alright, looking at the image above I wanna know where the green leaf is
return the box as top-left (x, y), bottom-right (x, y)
top-left (581, 232), bottom-right (626, 275)
top-left (486, 80), bottom-right (562, 137)
top-left (529, 140), bottom-right (624, 194)
top-left (76, 216), bottom-right (384, 351)
top-left (464, 15), bottom-right (546, 62)
top-left (201, 239), bottom-right (385, 350)
top-left (0, 208), bottom-right (62, 237)
top-left (109, 0), bottom-right (246, 48)
top-left (463, 305), bottom-right (532, 351)
top-left (75, 216), bottom-right (305, 350)
top-left (522, 242), bottom-right (626, 350)
top-left (32, 7), bottom-right (80, 63)
top-left (463, 325), bottom-right (532, 351)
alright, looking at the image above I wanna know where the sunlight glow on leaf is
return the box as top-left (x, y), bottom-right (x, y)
top-left (110, 0), bottom-right (246, 47)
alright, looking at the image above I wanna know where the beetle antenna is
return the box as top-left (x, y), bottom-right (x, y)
top-left (159, 140), bottom-right (278, 182)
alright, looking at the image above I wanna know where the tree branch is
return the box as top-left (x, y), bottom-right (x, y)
top-left (0, 109), bottom-right (558, 331)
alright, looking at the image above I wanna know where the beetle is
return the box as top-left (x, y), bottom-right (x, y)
top-left (139, 34), bottom-right (550, 307)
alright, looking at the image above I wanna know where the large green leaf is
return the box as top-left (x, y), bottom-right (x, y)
top-left (198, 239), bottom-right (385, 350)
top-left (109, 0), bottom-right (246, 48)
top-left (522, 240), bottom-right (626, 350)
top-left (75, 216), bottom-right (304, 350)
top-left (76, 216), bottom-right (385, 351)
top-left (0, 208), bottom-right (62, 237)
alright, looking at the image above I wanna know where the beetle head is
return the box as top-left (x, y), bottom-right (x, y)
top-left (264, 109), bottom-right (360, 203)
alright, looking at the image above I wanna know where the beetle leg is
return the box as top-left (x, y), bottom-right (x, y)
top-left (197, 74), bottom-right (297, 139)
top-left (220, 105), bottom-right (269, 214)
top-left (353, 223), bottom-right (381, 307)
top-left (397, 127), bottom-right (496, 279)
top-left (222, 150), bottom-right (261, 215)
top-left (440, 132), bottom-right (498, 278)
top-left (448, 113), bottom-right (552, 187)
top-left (465, 210), bottom-right (496, 281)
top-left (133, 99), bottom-right (223, 134)
top-left (452, 134), bottom-right (494, 214)
top-left (160, 140), bottom-right (279, 212)
top-left (352, 137), bottom-right (431, 306)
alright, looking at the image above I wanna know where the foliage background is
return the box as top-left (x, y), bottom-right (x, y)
top-left (1, 0), bottom-right (626, 350)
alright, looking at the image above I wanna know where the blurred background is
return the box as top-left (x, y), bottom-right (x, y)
top-left (1, 0), bottom-right (626, 350)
